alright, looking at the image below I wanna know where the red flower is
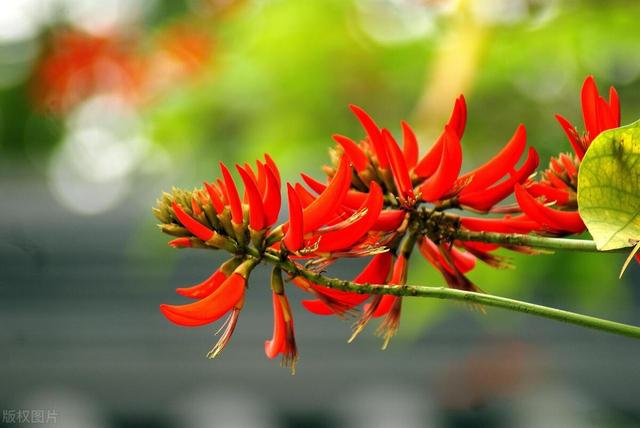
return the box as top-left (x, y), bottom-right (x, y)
top-left (556, 75), bottom-right (620, 159)
top-left (265, 268), bottom-right (297, 372)
top-left (160, 258), bottom-right (257, 357)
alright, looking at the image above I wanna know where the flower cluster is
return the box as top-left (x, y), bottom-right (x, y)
top-left (154, 75), bottom-right (622, 372)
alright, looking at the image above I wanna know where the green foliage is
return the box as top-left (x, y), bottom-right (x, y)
top-left (578, 120), bottom-right (640, 250)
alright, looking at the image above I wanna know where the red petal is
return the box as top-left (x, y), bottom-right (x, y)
top-left (284, 184), bottom-right (304, 252)
top-left (414, 133), bottom-right (445, 178)
top-left (255, 160), bottom-right (268, 194)
top-left (300, 173), bottom-right (325, 194)
top-left (372, 295), bottom-right (399, 318)
top-left (514, 184), bottom-right (585, 233)
top-left (527, 182), bottom-right (570, 206)
top-left (458, 146), bottom-right (539, 212)
top-left (302, 156), bottom-right (350, 233)
top-left (555, 114), bottom-right (585, 159)
top-left (413, 95), bottom-right (466, 177)
top-left (176, 269), bottom-right (227, 299)
top-left (216, 178), bottom-right (228, 205)
top-left (400, 121), bottom-right (419, 169)
top-left (333, 134), bottom-right (369, 172)
top-left (237, 165), bottom-right (266, 230)
top-left (419, 126), bottom-right (462, 201)
top-left (220, 163), bottom-right (243, 225)
top-left (168, 237), bottom-right (192, 248)
top-left (263, 162), bottom-right (282, 226)
top-left (581, 75), bottom-right (600, 141)
top-left (294, 183), bottom-right (316, 208)
top-left (450, 95), bottom-right (467, 138)
top-left (371, 254), bottom-right (407, 317)
top-left (301, 173), bottom-right (367, 211)
top-left (160, 273), bottom-right (245, 327)
top-left (265, 292), bottom-right (285, 358)
top-left (172, 202), bottom-right (215, 241)
top-left (449, 247), bottom-right (476, 274)
top-left (302, 252), bottom-right (393, 314)
top-left (315, 181), bottom-right (383, 253)
top-left (349, 104), bottom-right (389, 169)
top-left (609, 86), bottom-right (620, 127)
top-left (263, 154), bottom-right (281, 187)
top-left (382, 129), bottom-right (413, 201)
top-left (372, 209), bottom-right (406, 231)
top-left (459, 124), bottom-right (527, 194)
top-left (301, 299), bottom-right (334, 315)
top-left (204, 181), bottom-right (224, 214)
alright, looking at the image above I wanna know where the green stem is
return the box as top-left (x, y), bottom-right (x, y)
top-left (453, 229), bottom-right (627, 253)
top-left (249, 250), bottom-right (640, 339)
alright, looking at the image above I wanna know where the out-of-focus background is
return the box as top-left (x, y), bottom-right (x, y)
top-left (2, 0), bottom-right (640, 427)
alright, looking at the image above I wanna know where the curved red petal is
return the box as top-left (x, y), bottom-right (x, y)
top-left (581, 75), bottom-right (600, 141)
top-left (401, 120), bottom-right (419, 169)
top-left (294, 183), bottom-right (316, 208)
top-left (160, 273), bottom-right (245, 327)
top-left (419, 126), bottom-right (462, 201)
top-left (204, 182), bottom-right (224, 214)
top-left (414, 132), bottom-right (445, 178)
top-left (220, 163), bottom-right (243, 225)
top-left (372, 209), bottom-right (406, 231)
top-left (459, 124), bottom-right (527, 195)
top-left (284, 183), bottom-right (304, 252)
top-left (452, 95), bottom-right (467, 137)
top-left (255, 160), bottom-right (268, 194)
top-left (371, 295), bottom-right (398, 318)
top-left (349, 104), bottom-right (389, 169)
top-left (301, 299), bottom-right (335, 315)
top-left (263, 154), bottom-right (281, 187)
top-left (333, 134), bottom-right (369, 172)
top-left (263, 163), bottom-right (282, 226)
top-left (302, 156), bottom-right (350, 233)
top-left (237, 165), bottom-right (266, 230)
top-left (315, 181), bottom-right (383, 253)
top-left (176, 269), bottom-right (227, 299)
top-left (382, 129), bottom-right (413, 200)
top-left (555, 114), bottom-right (585, 159)
top-left (527, 182), bottom-right (570, 206)
top-left (458, 147), bottom-right (539, 211)
top-left (265, 292), bottom-right (285, 358)
top-left (172, 202), bottom-right (215, 241)
top-left (609, 86), bottom-right (620, 127)
top-left (514, 184), bottom-right (585, 233)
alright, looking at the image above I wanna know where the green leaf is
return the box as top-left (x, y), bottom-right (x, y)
top-left (578, 120), bottom-right (640, 250)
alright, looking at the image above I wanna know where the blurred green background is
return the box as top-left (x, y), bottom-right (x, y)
top-left (2, 0), bottom-right (640, 427)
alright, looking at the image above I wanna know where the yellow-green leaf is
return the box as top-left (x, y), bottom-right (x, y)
top-left (578, 120), bottom-right (640, 251)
